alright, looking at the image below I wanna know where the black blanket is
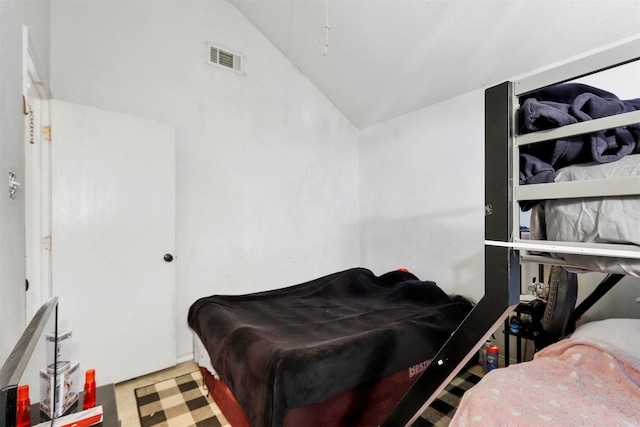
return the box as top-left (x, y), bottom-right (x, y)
top-left (519, 83), bottom-right (640, 209)
top-left (188, 268), bottom-right (473, 426)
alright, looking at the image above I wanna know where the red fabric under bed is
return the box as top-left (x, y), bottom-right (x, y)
top-left (200, 361), bottom-right (428, 427)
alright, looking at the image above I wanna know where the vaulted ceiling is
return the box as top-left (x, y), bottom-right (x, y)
top-left (230, 0), bottom-right (640, 129)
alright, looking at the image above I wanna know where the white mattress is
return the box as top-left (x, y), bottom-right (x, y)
top-left (530, 154), bottom-right (640, 276)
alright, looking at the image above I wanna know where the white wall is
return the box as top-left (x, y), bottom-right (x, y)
top-left (359, 89), bottom-right (485, 300)
top-left (0, 0), bottom-right (50, 363)
top-left (49, 0), bottom-right (360, 359)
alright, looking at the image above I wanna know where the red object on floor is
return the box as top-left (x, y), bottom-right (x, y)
top-left (83, 369), bottom-right (96, 409)
top-left (16, 385), bottom-right (30, 427)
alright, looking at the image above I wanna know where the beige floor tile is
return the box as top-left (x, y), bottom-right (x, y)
top-left (115, 361), bottom-right (199, 427)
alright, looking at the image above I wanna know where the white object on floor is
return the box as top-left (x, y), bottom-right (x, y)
top-left (34, 405), bottom-right (103, 427)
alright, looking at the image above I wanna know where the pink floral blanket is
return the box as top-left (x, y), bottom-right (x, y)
top-left (451, 337), bottom-right (640, 426)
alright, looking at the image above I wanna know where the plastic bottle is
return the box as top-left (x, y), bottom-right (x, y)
top-left (481, 339), bottom-right (491, 372)
top-left (82, 369), bottom-right (96, 409)
top-left (509, 316), bottom-right (522, 334)
top-left (487, 344), bottom-right (500, 371)
top-left (16, 384), bottom-right (31, 427)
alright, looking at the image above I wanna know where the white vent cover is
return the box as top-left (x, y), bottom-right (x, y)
top-left (208, 43), bottom-right (243, 73)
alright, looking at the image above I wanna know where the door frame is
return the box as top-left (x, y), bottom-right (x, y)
top-left (23, 25), bottom-right (52, 321)
top-left (50, 100), bottom-right (177, 384)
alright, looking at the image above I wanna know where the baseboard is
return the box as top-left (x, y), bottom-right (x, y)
top-left (177, 352), bottom-right (194, 365)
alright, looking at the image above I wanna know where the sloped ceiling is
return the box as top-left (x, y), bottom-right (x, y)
top-left (230, 0), bottom-right (640, 129)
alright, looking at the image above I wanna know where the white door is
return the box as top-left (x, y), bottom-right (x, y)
top-left (51, 100), bottom-right (176, 385)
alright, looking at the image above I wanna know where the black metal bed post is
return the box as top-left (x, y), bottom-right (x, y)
top-left (381, 82), bottom-right (520, 426)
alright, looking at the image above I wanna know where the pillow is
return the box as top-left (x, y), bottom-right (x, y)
top-left (571, 318), bottom-right (640, 356)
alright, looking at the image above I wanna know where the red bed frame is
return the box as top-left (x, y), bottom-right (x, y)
top-left (200, 359), bottom-right (430, 426)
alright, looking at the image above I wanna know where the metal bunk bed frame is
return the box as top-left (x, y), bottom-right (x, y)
top-left (382, 36), bottom-right (640, 426)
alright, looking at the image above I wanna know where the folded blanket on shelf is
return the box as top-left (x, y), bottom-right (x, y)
top-left (519, 83), bottom-right (640, 190)
top-left (188, 268), bottom-right (474, 426)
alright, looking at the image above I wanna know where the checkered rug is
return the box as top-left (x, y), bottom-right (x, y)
top-left (414, 368), bottom-right (484, 426)
top-left (135, 368), bottom-right (483, 427)
top-left (135, 371), bottom-right (229, 427)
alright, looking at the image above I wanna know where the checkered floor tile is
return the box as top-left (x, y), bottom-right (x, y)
top-left (135, 371), bottom-right (229, 427)
top-left (135, 368), bottom-right (482, 427)
top-left (414, 369), bottom-right (484, 426)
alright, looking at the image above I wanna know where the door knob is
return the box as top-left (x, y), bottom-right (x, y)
top-left (164, 254), bottom-right (174, 262)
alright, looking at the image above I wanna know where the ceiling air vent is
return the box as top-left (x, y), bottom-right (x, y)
top-left (208, 43), bottom-right (243, 73)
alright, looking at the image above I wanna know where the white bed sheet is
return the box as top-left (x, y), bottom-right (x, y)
top-left (193, 332), bottom-right (219, 378)
top-left (571, 317), bottom-right (640, 355)
top-left (530, 153), bottom-right (640, 276)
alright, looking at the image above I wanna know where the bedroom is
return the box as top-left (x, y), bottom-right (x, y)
top-left (1, 0), bottom-right (639, 425)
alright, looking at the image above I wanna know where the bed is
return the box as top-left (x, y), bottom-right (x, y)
top-left (380, 37), bottom-right (640, 426)
top-left (446, 42), bottom-right (640, 426)
top-left (188, 267), bottom-right (474, 426)
top-left (451, 318), bottom-right (640, 426)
